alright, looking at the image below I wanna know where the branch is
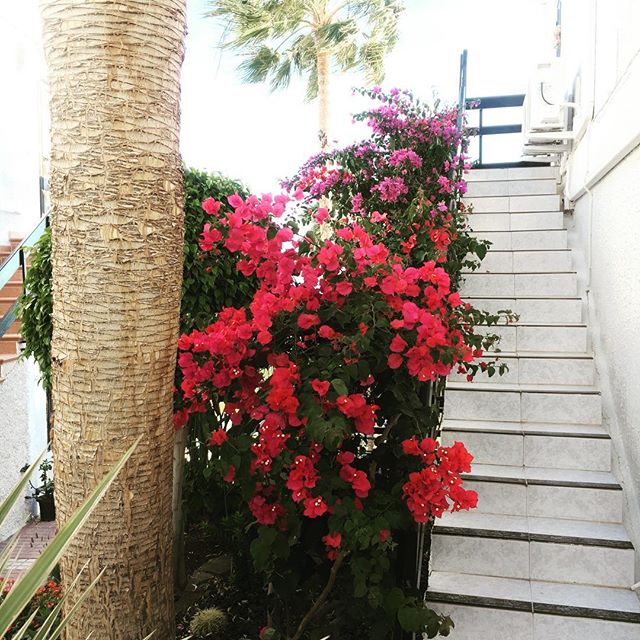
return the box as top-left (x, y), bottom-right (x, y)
top-left (369, 414), bottom-right (400, 480)
top-left (290, 551), bottom-right (347, 640)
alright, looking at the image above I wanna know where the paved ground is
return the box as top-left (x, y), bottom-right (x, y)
top-left (0, 520), bottom-right (56, 579)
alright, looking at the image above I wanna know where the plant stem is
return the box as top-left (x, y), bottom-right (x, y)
top-left (290, 551), bottom-right (347, 640)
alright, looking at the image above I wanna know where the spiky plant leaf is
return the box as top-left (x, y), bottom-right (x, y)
top-left (0, 438), bottom-right (140, 635)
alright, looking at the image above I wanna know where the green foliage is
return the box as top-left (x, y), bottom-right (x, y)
top-left (180, 167), bottom-right (251, 334)
top-left (17, 228), bottom-right (52, 390)
top-left (209, 0), bottom-right (404, 99)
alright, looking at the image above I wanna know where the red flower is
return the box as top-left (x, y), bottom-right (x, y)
top-left (202, 197), bottom-right (221, 215)
top-left (303, 496), bottom-right (329, 518)
top-left (379, 529), bottom-right (391, 543)
top-left (387, 354), bottom-right (403, 369)
top-left (223, 465), bottom-right (236, 482)
top-left (323, 531), bottom-right (342, 548)
top-left (208, 429), bottom-right (228, 447)
top-left (311, 379), bottom-right (330, 397)
top-left (336, 450), bottom-right (355, 466)
top-left (298, 313), bottom-right (321, 330)
top-left (390, 334), bottom-right (408, 352)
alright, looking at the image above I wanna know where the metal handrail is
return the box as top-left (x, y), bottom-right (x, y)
top-left (465, 94), bottom-right (526, 166)
top-left (457, 49), bottom-right (468, 130)
top-left (0, 215), bottom-right (49, 338)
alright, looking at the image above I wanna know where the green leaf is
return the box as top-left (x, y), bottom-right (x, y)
top-left (331, 378), bottom-right (348, 396)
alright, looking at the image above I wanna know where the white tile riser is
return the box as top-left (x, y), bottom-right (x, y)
top-left (466, 250), bottom-right (573, 273)
top-left (426, 604), bottom-right (640, 640)
top-left (465, 480), bottom-right (623, 523)
top-left (444, 390), bottom-right (602, 424)
top-left (465, 167), bottom-right (559, 181)
top-left (461, 273), bottom-right (578, 297)
top-left (449, 357), bottom-right (595, 386)
top-left (468, 211), bottom-right (563, 231)
top-left (533, 614), bottom-right (640, 640)
top-left (442, 431), bottom-right (611, 471)
top-left (465, 179), bottom-right (558, 197)
top-left (468, 298), bottom-right (582, 324)
top-left (473, 325), bottom-right (588, 353)
top-left (428, 603), bottom-right (533, 640)
top-left (431, 534), bottom-right (633, 587)
top-left (473, 230), bottom-right (568, 251)
top-left (464, 194), bottom-right (561, 213)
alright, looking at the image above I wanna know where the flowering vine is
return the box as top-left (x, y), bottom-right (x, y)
top-left (176, 88), bottom-right (512, 639)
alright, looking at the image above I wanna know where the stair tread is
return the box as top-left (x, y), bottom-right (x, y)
top-left (434, 512), bottom-right (631, 545)
top-left (466, 463), bottom-right (619, 488)
top-left (443, 419), bottom-right (609, 438)
top-left (427, 572), bottom-right (640, 618)
top-left (447, 381), bottom-right (600, 394)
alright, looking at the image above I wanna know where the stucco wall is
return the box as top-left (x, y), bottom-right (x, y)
top-left (566, 145), bottom-right (640, 576)
top-left (0, 359), bottom-right (35, 540)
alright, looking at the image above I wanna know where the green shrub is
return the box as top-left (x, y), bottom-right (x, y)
top-left (189, 607), bottom-right (227, 638)
top-left (17, 227), bottom-right (52, 390)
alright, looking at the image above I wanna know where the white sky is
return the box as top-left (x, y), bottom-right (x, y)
top-left (181, 0), bottom-right (558, 192)
top-left (1, 0), bottom-right (558, 222)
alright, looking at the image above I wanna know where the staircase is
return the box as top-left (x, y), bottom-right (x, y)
top-left (0, 234), bottom-right (24, 377)
top-left (426, 166), bottom-right (640, 639)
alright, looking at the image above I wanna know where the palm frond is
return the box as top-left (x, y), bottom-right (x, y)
top-left (238, 46), bottom-right (280, 83)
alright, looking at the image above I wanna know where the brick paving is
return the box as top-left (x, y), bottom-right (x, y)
top-left (0, 520), bottom-right (56, 579)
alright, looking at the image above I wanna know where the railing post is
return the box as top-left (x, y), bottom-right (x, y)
top-left (457, 49), bottom-right (467, 130)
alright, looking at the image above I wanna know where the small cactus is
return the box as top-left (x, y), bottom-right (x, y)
top-left (189, 607), bottom-right (228, 638)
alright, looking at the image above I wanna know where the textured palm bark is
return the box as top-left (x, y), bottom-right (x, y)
top-left (40, 1), bottom-right (186, 638)
top-left (317, 50), bottom-right (330, 149)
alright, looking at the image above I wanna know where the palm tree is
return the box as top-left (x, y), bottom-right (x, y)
top-left (210, 0), bottom-right (404, 148)
top-left (40, 1), bottom-right (187, 638)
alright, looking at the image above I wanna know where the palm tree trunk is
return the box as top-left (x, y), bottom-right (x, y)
top-left (40, 1), bottom-right (186, 638)
top-left (317, 50), bottom-right (330, 149)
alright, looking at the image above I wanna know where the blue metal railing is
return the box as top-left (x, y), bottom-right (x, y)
top-left (0, 215), bottom-right (49, 338)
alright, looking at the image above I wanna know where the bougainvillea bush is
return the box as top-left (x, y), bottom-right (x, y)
top-left (1, 576), bottom-right (62, 638)
top-left (176, 89), bottom-right (512, 640)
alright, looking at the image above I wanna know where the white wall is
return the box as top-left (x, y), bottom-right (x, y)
top-left (562, 0), bottom-right (640, 573)
top-left (0, 1), bottom-right (49, 539)
top-left (0, 358), bottom-right (46, 540)
top-left (0, 1), bottom-right (47, 245)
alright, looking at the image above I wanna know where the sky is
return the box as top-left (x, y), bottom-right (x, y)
top-left (180, 0), bottom-right (558, 192)
top-left (0, 0), bottom-right (558, 226)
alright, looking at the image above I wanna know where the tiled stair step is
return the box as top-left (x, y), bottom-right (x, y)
top-left (469, 249), bottom-right (572, 274)
top-left (444, 385), bottom-right (601, 424)
top-left (477, 324), bottom-right (588, 353)
top-left (469, 211), bottom-right (564, 231)
top-left (0, 334), bottom-right (21, 356)
top-left (426, 573), bottom-right (640, 639)
top-left (462, 463), bottom-right (622, 523)
top-left (466, 166), bottom-right (559, 182)
top-left (442, 420), bottom-right (610, 470)
top-left (449, 354), bottom-right (595, 386)
top-left (431, 513), bottom-right (634, 587)
top-left (466, 179), bottom-right (558, 198)
top-left (466, 297), bottom-right (582, 324)
top-left (464, 194), bottom-right (562, 214)
top-left (0, 281), bottom-right (22, 298)
top-left (472, 229), bottom-right (567, 251)
top-left (461, 272), bottom-right (577, 297)
top-left (0, 298), bottom-right (16, 315)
